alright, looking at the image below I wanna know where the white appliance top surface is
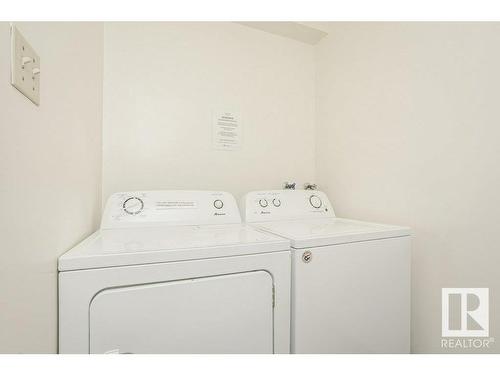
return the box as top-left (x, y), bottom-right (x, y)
top-left (253, 218), bottom-right (410, 248)
top-left (59, 224), bottom-right (289, 271)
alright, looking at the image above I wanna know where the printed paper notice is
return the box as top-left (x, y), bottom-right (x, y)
top-left (213, 111), bottom-right (242, 151)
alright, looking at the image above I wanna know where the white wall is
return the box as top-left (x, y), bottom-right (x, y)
top-left (315, 22), bottom-right (500, 353)
top-left (102, 22), bottom-right (316, 202)
top-left (0, 22), bottom-right (103, 353)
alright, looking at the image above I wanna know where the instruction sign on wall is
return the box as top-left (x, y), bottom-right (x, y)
top-left (213, 111), bottom-right (242, 151)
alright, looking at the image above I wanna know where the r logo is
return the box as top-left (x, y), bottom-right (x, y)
top-left (442, 288), bottom-right (489, 337)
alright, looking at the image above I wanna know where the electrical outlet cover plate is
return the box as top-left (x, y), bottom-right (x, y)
top-left (10, 25), bottom-right (40, 105)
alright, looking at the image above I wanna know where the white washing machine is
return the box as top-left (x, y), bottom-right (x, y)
top-left (242, 190), bottom-right (411, 354)
top-left (58, 191), bottom-right (291, 354)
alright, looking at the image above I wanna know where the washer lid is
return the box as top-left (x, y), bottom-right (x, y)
top-left (58, 224), bottom-right (289, 271)
top-left (253, 218), bottom-right (410, 249)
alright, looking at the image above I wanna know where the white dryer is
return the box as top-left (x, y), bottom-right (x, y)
top-left (242, 190), bottom-right (411, 354)
top-left (58, 191), bottom-right (290, 354)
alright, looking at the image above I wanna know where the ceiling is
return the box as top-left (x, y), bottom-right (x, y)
top-left (237, 22), bottom-right (329, 45)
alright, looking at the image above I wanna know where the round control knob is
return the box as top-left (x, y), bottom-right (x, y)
top-left (259, 199), bottom-right (268, 208)
top-left (309, 195), bottom-right (322, 209)
top-left (123, 197), bottom-right (144, 215)
top-left (272, 198), bottom-right (281, 207)
top-left (213, 199), bottom-right (224, 209)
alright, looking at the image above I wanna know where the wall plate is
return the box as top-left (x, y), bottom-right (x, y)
top-left (10, 24), bottom-right (40, 105)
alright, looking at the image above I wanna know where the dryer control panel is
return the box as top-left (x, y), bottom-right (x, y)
top-left (101, 191), bottom-right (241, 229)
top-left (243, 190), bottom-right (335, 223)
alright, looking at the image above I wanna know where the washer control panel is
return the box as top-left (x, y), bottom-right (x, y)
top-left (243, 190), bottom-right (335, 223)
top-left (309, 195), bottom-right (322, 209)
top-left (101, 191), bottom-right (241, 229)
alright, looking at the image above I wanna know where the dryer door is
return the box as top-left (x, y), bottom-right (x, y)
top-left (89, 270), bottom-right (274, 353)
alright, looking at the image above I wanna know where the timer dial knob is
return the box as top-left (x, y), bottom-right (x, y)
top-left (259, 199), bottom-right (268, 208)
top-left (123, 197), bottom-right (144, 215)
top-left (309, 195), bottom-right (322, 209)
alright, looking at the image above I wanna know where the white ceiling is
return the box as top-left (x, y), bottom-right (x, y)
top-left (237, 22), bottom-right (329, 45)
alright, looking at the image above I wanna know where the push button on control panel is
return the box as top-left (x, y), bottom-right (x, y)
top-left (272, 198), bottom-right (281, 207)
top-left (259, 199), bottom-right (268, 208)
top-left (213, 199), bottom-right (224, 209)
top-left (309, 195), bottom-right (322, 209)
